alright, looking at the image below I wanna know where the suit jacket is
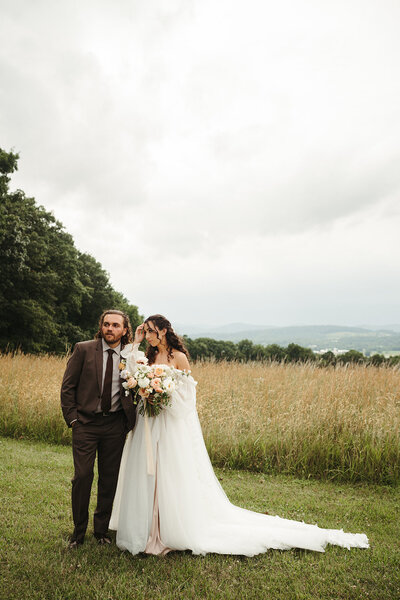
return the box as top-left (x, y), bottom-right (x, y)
top-left (60, 338), bottom-right (136, 431)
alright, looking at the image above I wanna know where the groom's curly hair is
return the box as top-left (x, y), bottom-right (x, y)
top-left (95, 309), bottom-right (133, 346)
top-left (144, 314), bottom-right (189, 365)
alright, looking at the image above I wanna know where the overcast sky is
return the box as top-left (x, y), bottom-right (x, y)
top-left (1, 0), bottom-right (400, 328)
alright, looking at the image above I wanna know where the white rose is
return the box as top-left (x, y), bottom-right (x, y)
top-left (120, 369), bottom-right (129, 379)
top-left (164, 378), bottom-right (175, 393)
top-left (138, 376), bottom-right (150, 388)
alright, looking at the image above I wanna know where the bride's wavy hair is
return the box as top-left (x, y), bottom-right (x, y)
top-left (144, 314), bottom-right (189, 365)
top-left (95, 309), bottom-right (133, 346)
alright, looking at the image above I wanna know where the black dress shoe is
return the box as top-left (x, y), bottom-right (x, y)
top-left (96, 535), bottom-right (112, 545)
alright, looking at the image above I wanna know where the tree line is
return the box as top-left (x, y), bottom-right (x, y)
top-left (0, 147), bottom-right (141, 353)
top-left (2, 146), bottom-right (399, 365)
top-left (183, 337), bottom-right (400, 366)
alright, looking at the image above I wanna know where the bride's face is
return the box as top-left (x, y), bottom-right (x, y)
top-left (144, 321), bottom-right (166, 347)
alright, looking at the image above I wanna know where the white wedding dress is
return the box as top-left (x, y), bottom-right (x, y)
top-left (110, 345), bottom-right (369, 556)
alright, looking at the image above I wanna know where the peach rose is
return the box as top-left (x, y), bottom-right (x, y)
top-left (154, 366), bottom-right (164, 377)
top-left (127, 377), bottom-right (137, 389)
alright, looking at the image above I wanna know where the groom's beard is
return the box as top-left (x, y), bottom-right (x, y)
top-left (103, 332), bottom-right (123, 344)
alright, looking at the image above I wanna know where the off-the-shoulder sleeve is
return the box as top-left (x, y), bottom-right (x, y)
top-left (165, 375), bottom-right (197, 418)
top-left (121, 343), bottom-right (147, 374)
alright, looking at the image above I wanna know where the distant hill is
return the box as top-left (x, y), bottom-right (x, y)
top-left (180, 323), bottom-right (400, 354)
top-left (176, 322), bottom-right (263, 335)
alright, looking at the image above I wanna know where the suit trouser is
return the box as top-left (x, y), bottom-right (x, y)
top-left (71, 411), bottom-right (127, 542)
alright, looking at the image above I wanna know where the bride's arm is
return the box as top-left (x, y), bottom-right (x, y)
top-left (121, 324), bottom-right (147, 372)
top-left (133, 323), bottom-right (145, 346)
top-left (166, 374), bottom-right (197, 417)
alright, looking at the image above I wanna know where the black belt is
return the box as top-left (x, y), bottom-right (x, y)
top-left (93, 410), bottom-right (124, 419)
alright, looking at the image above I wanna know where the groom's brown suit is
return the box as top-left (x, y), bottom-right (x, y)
top-left (61, 338), bottom-right (136, 544)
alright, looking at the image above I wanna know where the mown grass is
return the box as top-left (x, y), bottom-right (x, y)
top-left (0, 353), bottom-right (399, 483)
top-left (1, 437), bottom-right (399, 600)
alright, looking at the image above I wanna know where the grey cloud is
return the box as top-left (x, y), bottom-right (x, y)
top-left (2, 0), bottom-right (400, 326)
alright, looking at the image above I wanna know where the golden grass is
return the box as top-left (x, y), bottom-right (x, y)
top-left (0, 352), bottom-right (70, 444)
top-left (1, 353), bottom-right (399, 483)
top-left (193, 361), bottom-right (400, 483)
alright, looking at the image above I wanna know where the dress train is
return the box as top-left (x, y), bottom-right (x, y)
top-left (110, 361), bottom-right (369, 556)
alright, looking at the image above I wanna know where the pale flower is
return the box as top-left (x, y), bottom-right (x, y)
top-left (138, 376), bottom-right (150, 389)
top-left (164, 378), bottom-right (175, 393)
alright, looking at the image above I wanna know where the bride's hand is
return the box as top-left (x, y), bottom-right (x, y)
top-left (133, 323), bottom-right (145, 345)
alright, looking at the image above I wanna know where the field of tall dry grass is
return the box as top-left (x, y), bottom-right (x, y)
top-left (0, 353), bottom-right (399, 483)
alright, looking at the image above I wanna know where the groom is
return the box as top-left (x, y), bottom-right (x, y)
top-left (61, 309), bottom-right (137, 548)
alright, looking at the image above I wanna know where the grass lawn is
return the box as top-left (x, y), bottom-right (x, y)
top-left (0, 437), bottom-right (399, 600)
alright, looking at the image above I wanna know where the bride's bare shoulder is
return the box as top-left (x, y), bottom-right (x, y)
top-left (173, 351), bottom-right (191, 371)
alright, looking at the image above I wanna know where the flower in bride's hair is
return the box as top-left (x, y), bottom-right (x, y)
top-left (138, 376), bottom-right (150, 388)
top-left (127, 377), bottom-right (137, 389)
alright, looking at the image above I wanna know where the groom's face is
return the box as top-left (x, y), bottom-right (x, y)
top-left (101, 313), bottom-right (127, 347)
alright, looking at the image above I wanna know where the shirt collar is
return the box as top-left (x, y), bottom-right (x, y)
top-left (102, 338), bottom-right (121, 354)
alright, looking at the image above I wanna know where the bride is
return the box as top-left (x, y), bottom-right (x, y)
top-left (110, 315), bottom-right (369, 556)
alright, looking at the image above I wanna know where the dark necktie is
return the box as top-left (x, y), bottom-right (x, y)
top-left (101, 348), bottom-right (114, 414)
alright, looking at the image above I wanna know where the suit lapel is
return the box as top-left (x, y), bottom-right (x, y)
top-left (95, 338), bottom-right (103, 393)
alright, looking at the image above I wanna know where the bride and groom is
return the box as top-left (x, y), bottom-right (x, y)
top-left (61, 310), bottom-right (369, 555)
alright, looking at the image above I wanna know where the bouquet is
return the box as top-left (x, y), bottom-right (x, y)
top-left (120, 359), bottom-right (178, 417)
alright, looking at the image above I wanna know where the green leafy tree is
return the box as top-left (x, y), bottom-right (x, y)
top-left (367, 353), bottom-right (385, 367)
top-left (319, 350), bottom-right (337, 367)
top-left (236, 339), bottom-right (254, 361)
top-left (387, 355), bottom-right (400, 366)
top-left (285, 343), bottom-right (315, 363)
top-left (0, 147), bottom-right (141, 353)
top-left (337, 350), bottom-right (365, 365)
top-left (264, 344), bottom-right (286, 362)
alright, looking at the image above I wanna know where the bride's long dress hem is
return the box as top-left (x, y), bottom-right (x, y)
top-left (110, 349), bottom-right (369, 557)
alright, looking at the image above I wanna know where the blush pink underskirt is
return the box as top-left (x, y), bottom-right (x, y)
top-left (144, 447), bottom-right (173, 556)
